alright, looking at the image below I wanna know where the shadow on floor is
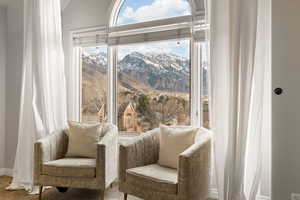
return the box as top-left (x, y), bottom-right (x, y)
top-left (0, 176), bottom-right (216, 200)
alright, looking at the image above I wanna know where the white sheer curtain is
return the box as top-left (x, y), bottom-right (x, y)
top-left (7, 0), bottom-right (67, 192)
top-left (210, 0), bottom-right (271, 199)
top-left (244, 0), bottom-right (271, 198)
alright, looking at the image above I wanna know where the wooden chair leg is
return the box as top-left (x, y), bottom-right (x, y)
top-left (124, 193), bottom-right (128, 200)
top-left (99, 189), bottom-right (105, 200)
top-left (38, 185), bottom-right (43, 200)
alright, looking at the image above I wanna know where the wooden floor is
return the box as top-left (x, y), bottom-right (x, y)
top-left (0, 176), bottom-right (216, 200)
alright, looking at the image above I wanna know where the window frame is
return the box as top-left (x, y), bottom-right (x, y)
top-left (71, 1), bottom-right (210, 131)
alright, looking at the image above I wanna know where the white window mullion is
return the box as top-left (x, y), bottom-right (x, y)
top-left (113, 48), bottom-right (118, 125)
top-left (78, 47), bottom-right (83, 122)
top-left (107, 46), bottom-right (118, 125)
top-left (69, 46), bottom-right (82, 122)
top-left (199, 42), bottom-right (204, 128)
top-left (191, 40), bottom-right (202, 127)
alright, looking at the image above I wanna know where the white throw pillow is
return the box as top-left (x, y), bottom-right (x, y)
top-left (158, 125), bottom-right (199, 169)
top-left (66, 121), bottom-right (102, 158)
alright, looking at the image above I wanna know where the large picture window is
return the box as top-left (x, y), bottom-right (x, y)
top-left (117, 40), bottom-right (191, 132)
top-left (73, 0), bottom-right (210, 134)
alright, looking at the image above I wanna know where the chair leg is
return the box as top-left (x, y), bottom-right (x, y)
top-left (38, 185), bottom-right (43, 200)
top-left (99, 189), bottom-right (105, 200)
top-left (124, 193), bottom-right (128, 200)
top-left (56, 187), bottom-right (69, 193)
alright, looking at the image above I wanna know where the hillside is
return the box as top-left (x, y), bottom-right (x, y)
top-left (81, 50), bottom-right (208, 129)
top-left (82, 50), bottom-right (206, 94)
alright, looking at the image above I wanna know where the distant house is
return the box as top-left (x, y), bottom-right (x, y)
top-left (118, 103), bottom-right (139, 132)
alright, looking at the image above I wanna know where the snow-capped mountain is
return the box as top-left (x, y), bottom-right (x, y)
top-left (119, 51), bottom-right (190, 74)
top-left (119, 51), bottom-right (190, 93)
top-left (82, 51), bottom-right (207, 94)
top-left (82, 51), bottom-right (107, 66)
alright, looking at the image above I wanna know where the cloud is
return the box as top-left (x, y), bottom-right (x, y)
top-left (118, 0), bottom-right (191, 25)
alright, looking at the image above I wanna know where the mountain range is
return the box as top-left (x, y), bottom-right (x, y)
top-left (82, 50), bottom-right (207, 95)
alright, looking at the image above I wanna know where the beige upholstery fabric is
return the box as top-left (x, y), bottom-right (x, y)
top-left (119, 127), bottom-right (211, 200)
top-left (158, 125), bottom-right (199, 169)
top-left (127, 164), bottom-right (178, 194)
top-left (42, 158), bottom-right (96, 178)
top-left (66, 121), bottom-right (102, 158)
top-left (97, 124), bottom-right (119, 189)
top-left (194, 127), bottom-right (207, 142)
top-left (119, 128), bottom-right (160, 183)
top-left (34, 124), bottom-right (118, 191)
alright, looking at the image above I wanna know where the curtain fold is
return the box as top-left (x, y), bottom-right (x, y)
top-left (6, 0), bottom-right (67, 192)
top-left (244, 0), bottom-right (271, 199)
top-left (210, 0), bottom-right (270, 199)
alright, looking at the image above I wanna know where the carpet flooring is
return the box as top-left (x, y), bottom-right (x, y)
top-left (0, 176), bottom-right (215, 200)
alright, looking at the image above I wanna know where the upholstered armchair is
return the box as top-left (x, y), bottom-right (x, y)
top-left (119, 128), bottom-right (211, 200)
top-left (34, 124), bottom-right (118, 200)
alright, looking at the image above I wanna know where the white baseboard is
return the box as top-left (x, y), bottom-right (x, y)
top-left (258, 195), bottom-right (271, 200)
top-left (0, 168), bottom-right (13, 177)
top-left (209, 188), bottom-right (270, 200)
top-left (209, 188), bottom-right (219, 199)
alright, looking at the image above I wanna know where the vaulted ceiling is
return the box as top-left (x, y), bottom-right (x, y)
top-left (0, 0), bottom-right (71, 10)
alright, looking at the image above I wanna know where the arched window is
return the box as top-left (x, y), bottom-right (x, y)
top-left (116, 0), bottom-right (192, 26)
top-left (74, 0), bottom-right (210, 133)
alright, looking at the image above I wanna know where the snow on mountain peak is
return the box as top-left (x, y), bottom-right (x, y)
top-left (83, 50), bottom-right (190, 74)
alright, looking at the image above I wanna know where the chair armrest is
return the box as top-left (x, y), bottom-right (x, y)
top-left (96, 124), bottom-right (118, 189)
top-left (34, 130), bottom-right (68, 184)
top-left (178, 133), bottom-right (212, 199)
top-left (119, 130), bottom-right (160, 182)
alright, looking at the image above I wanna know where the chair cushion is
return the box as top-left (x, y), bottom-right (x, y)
top-left (126, 164), bottom-right (178, 194)
top-left (42, 158), bottom-right (96, 178)
top-left (158, 125), bottom-right (199, 169)
top-left (66, 121), bottom-right (102, 158)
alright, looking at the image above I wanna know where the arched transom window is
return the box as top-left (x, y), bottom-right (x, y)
top-left (116, 0), bottom-right (192, 26)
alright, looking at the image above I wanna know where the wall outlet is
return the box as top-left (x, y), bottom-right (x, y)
top-left (291, 193), bottom-right (300, 200)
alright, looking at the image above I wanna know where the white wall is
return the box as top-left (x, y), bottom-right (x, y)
top-left (62, 0), bottom-right (111, 30)
top-left (4, 0), bottom-right (23, 169)
top-left (0, 6), bottom-right (7, 169)
top-left (272, 0), bottom-right (300, 200)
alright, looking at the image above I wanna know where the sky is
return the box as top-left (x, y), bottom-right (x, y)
top-left (84, 0), bottom-right (192, 59)
top-left (117, 0), bottom-right (191, 25)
